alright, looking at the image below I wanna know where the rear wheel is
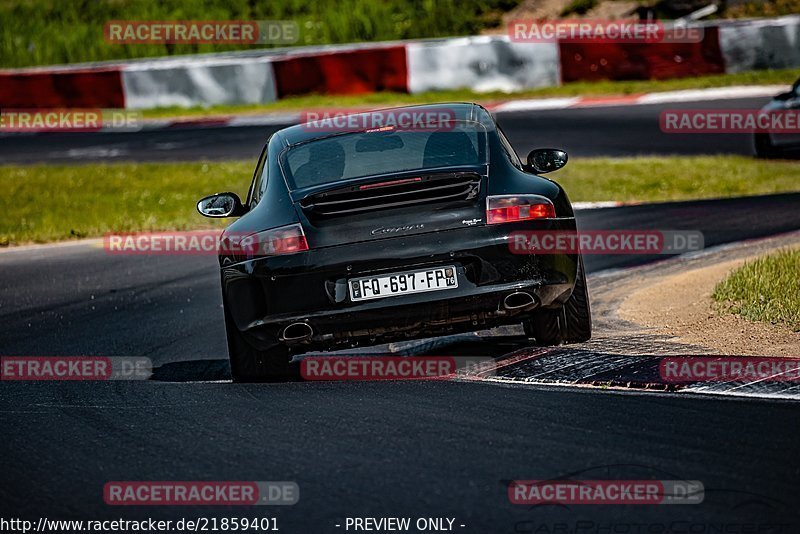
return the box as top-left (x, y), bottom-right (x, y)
top-left (523, 256), bottom-right (592, 345)
top-left (224, 302), bottom-right (292, 382)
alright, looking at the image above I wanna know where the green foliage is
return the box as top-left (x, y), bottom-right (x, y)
top-left (0, 0), bottom-right (520, 67)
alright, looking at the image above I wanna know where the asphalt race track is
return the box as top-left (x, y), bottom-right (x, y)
top-left (2, 193), bottom-right (800, 530)
top-left (2, 97), bottom-right (800, 531)
top-left (0, 97), bottom-right (772, 164)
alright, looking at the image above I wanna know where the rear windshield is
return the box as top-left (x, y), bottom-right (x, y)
top-left (281, 121), bottom-right (489, 189)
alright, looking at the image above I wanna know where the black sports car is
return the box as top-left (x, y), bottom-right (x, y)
top-left (198, 103), bottom-right (590, 381)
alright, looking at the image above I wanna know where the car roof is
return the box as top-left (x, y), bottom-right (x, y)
top-left (271, 102), bottom-right (492, 147)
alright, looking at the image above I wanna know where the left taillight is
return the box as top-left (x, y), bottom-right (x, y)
top-left (248, 223), bottom-right (309, 258)
top-left (486, 195), bottom-right (556, 225)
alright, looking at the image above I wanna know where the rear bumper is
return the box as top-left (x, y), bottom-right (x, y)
top-left (222, 219), bottom-right (578, 350)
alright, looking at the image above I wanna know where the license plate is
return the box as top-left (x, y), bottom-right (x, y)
top-left (349, 266), bottom-right (458, 302)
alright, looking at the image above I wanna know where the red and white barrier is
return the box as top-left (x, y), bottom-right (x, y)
top-left (0, 16), bottom-right (797, 110)
top-left (559, 26), bottom-right (726, 82)
top-left (718, 15), bottom-right (800, 73)
top-left (271, 45), bottom-right (407, 98)
top-left (407, 36), bottom-right (559, 94)
top-left (0, 66), bottom-right (125, 108)
top-left (122, 57), bottom-right (277, 109)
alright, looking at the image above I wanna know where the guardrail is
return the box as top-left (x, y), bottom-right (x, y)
top-left (0, 15), bottom-right (797, 110)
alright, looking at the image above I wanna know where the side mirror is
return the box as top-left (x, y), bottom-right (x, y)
top-left (525, 149), bottom-right (568, 174)
top-left (196, 192), bottom-right (247, 218)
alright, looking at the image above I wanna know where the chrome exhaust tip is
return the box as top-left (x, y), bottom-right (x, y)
top-left (281, 322), bottom-right (313, 342)
top-left (503, 292), bottom-right (536, 310)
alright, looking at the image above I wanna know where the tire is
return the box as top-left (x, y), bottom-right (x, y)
top-left (754, 133), bottom-right (780, 159)
top-left (523, 256), bottom-right (592, 345)
top-left (224, 301), bottom-right (292, 382)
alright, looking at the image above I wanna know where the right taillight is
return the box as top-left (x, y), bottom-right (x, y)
top-left (486, 195), bottom-right (555, 225)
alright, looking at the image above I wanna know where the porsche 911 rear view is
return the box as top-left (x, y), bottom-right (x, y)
top-left (197, 103), bottom-right (591, 381)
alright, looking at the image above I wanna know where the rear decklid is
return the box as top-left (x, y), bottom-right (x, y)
top-left (292, 168), bottom-right (487, 247)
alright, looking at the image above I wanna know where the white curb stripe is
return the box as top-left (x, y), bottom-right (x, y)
top-left (228, 113), bottom-right (302, 126)
top-left (491, 97), bottom-right (582, 113)
top-left (492, 85), bottom-right (787, 114)
top-left (572, 201), bottom-right (625, 211)
top-left (636, 85), bottom-right (790, 104)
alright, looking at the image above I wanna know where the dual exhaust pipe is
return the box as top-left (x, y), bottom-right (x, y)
top-left (281, 293), bottom-right (534, 341)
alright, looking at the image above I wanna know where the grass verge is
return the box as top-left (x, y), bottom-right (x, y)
top-left (713, 249), bottom-right (800, 331)
top-left (141, 68), bottom-right (800, 119)
top-left (1, 155), bottom-right (798, 245)
top-left (547, 155), bottom-right (800, 202)
top-left (1, 0), bottom-right (517, 68)
top-left (0, 162), bottom-right (249, 246)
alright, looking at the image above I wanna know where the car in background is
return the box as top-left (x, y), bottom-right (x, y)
top-left (754, 78), bottom-right (800, 158)
top-left (197, 103), bottom-right (590, 381)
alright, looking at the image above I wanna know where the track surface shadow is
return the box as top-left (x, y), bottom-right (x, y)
top-left (149, 337), bottom-right (800, 400)
top-left (149, 332), bottom-right (535, 382)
